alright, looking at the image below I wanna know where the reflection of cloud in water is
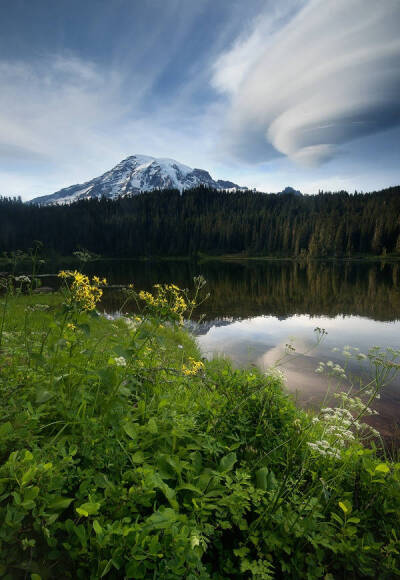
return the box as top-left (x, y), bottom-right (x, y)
top-left (257, 339), bottom-right (334, 406)
top-left (197, 314), bottom-right (400, 436)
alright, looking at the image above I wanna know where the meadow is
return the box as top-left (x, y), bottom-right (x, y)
top-left (0, 270), bottom-right (399, 579)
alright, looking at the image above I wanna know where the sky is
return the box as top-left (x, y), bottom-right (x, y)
top-left (0, 0), bottom-right (399, 200)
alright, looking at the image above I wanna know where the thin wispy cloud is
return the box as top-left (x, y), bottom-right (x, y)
top-left (0, 0), bottom-right (399, 198)
top-left (213, 0), bottom-right (400, 166)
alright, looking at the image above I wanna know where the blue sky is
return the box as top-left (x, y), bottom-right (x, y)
top-left (0, 0), bottom-right (399, 200)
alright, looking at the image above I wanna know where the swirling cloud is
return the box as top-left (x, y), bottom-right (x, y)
top-left (212, 0), bottom-right (400, 166)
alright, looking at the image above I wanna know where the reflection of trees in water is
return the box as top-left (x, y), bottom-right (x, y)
top-left (97, 260), bottom-right (400, 322)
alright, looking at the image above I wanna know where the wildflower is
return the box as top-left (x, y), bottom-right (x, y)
top-left (58, 270), bottom-right (105, 311)
top-left (66, 323), bottom-right (76, 331)
top-left (267, 368), bottom-right (286, 381)
top-left (114, 356), bottom-right (127, 367)
top-left (25, 304), bottom-right (50, 312)
top-left (293, 418), bottom-right (302, 430)
top-left (14, 275), bottom-right (31, 283)
top-left (124, 318), bottom-right (136, 330)
top-left (138, 283), bottom-right (188, 324)
top-left (307, 440), bottom-right (341, 460)
top-left (182, 357), bottom-right (204, 376)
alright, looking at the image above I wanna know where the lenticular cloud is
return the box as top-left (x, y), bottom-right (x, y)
top-left (213, 0), bottom-right (400, 166)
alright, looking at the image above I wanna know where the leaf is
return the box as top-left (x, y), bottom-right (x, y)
top-left (21, 467), bottom-right (36, 486)
top-left (146, 508), bottom-right (178, 530)
top-left (123, 422), bottom-right (137, 440)
top-left (0, 422), bottom-right (12, 437)
top-left (338, 501), bottom-right (352, 515)
top-left (113, 345), bottom-right (129, 358)
top-left (48, 496), bottom-right (74, 511)
top-left (131, 451), bottom-right (145, 463)
top-left (125, 561), bottom-right (145, 578)
top-left (375, 463), bottom-right (390, 474)
top-left (93, 519), bottom-right (103, 535)
top-left (255, 467), bottom-right (268, 490)
top-left (147, 417), bottom-right (158, 434)
top-left (331, 513), bottom-right (344, 525)
top-left (31, 575), bottom-right (42, 580)
top-left (36, 389), bottom-right (55, 404)
top-left (176, 484), bottom-right (203, 495)
top-left (72, 523), bottom-right (88, 547)
top-left (23, 486), bottom-right (39, 501)
top-left (76, 502), bottom-right (100, 517)
top-left (101, 560), bottom-right (113, 578)
top-left (218, 452), bottom-right (237, 473)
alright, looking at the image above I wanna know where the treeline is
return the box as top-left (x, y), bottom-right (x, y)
top-left (0, 186), bottom-right (399, 257)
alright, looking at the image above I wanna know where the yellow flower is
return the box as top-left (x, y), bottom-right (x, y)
top-left (66, 323), bottom-right (76, 331)
top-left (182, 357), bottom-right (204, 376)
top-left (58, 270), bottom-right (105, 311)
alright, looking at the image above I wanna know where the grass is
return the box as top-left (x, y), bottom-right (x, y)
top-left (0, 278), bottom-right (399, 579)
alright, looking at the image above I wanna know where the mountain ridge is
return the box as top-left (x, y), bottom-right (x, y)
top-left (31, 154), bottom-right (248, 205)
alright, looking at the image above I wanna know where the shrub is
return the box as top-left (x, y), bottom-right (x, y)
top-left (0, 277), bottom-right (399, 578)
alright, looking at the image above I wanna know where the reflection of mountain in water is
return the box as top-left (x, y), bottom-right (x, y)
top-left (185, 318), bottom-right (238, 336)
top-left (94, 259), bottom-right (400, 323)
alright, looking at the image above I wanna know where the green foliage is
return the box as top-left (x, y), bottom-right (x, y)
top-left (0, 186), bottom-right (400, 258)
top-left (0, 286), bottom-right (399, 578)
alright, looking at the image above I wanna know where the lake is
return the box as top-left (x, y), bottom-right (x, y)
top-left (46, 258), bottom-right (400, 439)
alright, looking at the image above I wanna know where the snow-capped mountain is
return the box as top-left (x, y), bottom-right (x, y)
top-left (31, 155), bottom-right (247, 205)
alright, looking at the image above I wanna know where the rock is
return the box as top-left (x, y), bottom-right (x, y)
top-left (32, 286), bottom-right (54, 294)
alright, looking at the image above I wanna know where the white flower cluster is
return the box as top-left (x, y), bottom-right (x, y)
top-left (331, 345), bottom-right (368, 360)
top-left (309, 396), bottom-right (382, 459)
top-left (308, 408), bottom-right (357, 460)
top-left (267, 367), bottom-right (287, 382)
top-left (333, 392), bottom-right (379, 415)
top-left (25, 304), bottom-right (50, 312)
top-left (315, 360), bottom-right (346, 379)
top-left (124, 317), bottom-right (136, 330)
top-left (114, 356), bottom-right (127, 367)
top-left (307, 439), bottom-right (341, 459)
top-left (14, 275), bottom-right (31, 283)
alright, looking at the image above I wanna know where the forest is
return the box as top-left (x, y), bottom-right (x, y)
top-left (0, 185), bottom-right (399, 258)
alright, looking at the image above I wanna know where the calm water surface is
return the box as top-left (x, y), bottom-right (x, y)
top-left (47, 259), bottom-right (400, 437)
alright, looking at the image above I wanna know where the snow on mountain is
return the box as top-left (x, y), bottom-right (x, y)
top-left (31, 155), bottom-right (247, 205)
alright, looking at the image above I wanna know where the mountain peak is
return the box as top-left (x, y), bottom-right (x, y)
top-left (279, 186), bottom-right (302, 196)
top-left (31, 155), bottom-right (247, 205)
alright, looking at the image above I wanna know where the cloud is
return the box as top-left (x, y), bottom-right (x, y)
top-left (0, 55), bottom-right (126, 167)
top-left (212, 0), bottom-right (400, 166)
top-left (0, 53), bottom-right (215, 198)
